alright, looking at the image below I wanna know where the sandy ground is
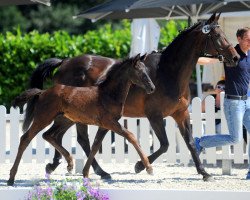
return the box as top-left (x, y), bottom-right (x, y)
top-left (0, 160), bottom-right (250, 192)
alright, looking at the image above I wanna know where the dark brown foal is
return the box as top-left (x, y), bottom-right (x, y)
top-left (7, 54), bottom-right (155, 186)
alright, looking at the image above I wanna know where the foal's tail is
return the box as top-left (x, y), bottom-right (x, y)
top-left (12, 88), bottom-right (43, 132)
top-left (30, 58), bottom-right (63, 89)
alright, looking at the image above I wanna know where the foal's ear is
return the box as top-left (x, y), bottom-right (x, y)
top-left (140, 53), bottom-right (148, 61)
top-left (207, 13), bottom-right (216, 24)
top-left (133, 53), bottom-right (141, 65)
top-left (215, 13), bottom-right (221, 22)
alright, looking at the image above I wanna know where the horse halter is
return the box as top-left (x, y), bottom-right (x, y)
top-left (200, 23), bottom-right (231, 62)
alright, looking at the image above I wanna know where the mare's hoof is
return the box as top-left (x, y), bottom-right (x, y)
top-left (7, 179), bottom-right (14, 186)
top-left (94, 167), bottom-right (111, 179)
top-left (45, 163), bottom-right (55, 174)
top-left (203, 174), bottom-right (214, 182)
top-left (134, 161), bottom-right (145, 174)
top-left (101, 173), bottom-right (112, 180)
top-left (146, 167), bottom-right (154, 175)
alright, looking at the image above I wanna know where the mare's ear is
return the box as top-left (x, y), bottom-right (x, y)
top-left (140, 53), bottom-right (148, 61)
top-left (133, 53), bottom-right (141, 65)
top-left (207, 13), bottom-right (216, 24)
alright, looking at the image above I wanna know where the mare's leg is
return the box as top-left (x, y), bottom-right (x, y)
top-left (76, 123), bottom-right (111, 179)
top-left (135, 113), bottom-right (169, 173)
top-left (83, 120), bottom-right (153, 178)
top-left (45, 115), bottom-right (74, 174)
top-left (82, 127), bottom-right (109, 178)
top-left (173, 110), bottom-right (212, 181)
top-left (8, 120), bottom-right (52, 186)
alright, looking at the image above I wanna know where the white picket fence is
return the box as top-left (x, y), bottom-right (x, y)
top-left (0, 93), bottom-right (248, 174)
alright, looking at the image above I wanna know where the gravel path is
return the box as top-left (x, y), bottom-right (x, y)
top-left (1, 161), bottom-right (250, 191)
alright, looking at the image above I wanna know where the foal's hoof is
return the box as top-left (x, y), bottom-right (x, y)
top-left (7, 179), bottom-right (14, 186)
top-left (67, 165), bottom-right (73, 174)
top-left (134, 161), bottom-right (145, 174)
top-left (146, 167), bottom-right (154, 175)
top-left (203, 174), bottom-right (214, 182)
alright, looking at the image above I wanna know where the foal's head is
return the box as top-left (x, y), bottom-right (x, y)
top-left (128, 53), bottom-right (155, 94)
top-left (199, 13), bottom-right (240, 66)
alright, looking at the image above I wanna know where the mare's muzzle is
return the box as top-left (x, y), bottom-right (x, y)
top-left (146, 82), bottom-right (156, 94)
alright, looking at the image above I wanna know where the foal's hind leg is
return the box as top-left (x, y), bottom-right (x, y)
top-left (45, 116), bottom-right (74, 174)
top-left (173, 111), bottom-right (212, 181)
top-left (76, 123), bottom-right (111, 179)
top-left (135, 114), bottom-right (169, 173)
top-left (43, 131), bottom-right (74, 174)
top-left (7, 121), bottom-right (51, 186)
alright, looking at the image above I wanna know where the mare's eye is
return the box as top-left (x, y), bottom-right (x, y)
top-left (215, 33), bottom-right (220, 38)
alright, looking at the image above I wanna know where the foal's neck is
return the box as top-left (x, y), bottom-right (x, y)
top-left (99, 67), bottom-right (132, 111)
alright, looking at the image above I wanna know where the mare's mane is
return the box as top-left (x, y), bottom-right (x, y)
top-left (163, 22), bottom-right (201, 55)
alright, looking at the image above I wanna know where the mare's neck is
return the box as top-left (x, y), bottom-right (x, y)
top-left (160, 27), bottom-right (204, 97)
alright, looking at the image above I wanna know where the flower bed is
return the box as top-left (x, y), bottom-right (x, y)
top-left (25, 175), bottom-right (109, 200)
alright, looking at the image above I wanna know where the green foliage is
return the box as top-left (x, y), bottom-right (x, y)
top-left (0, 1), bottom-right (110, 35)
top-left (0, 6), bottom-right (29, 32)
top-left (0, 21), bottom-right (131, 109)
top-left (82, 20), bottom-right (131, 58)
top-left (159, 20), bottom-right (188, 48)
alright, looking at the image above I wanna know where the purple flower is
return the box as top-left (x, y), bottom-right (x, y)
top-left (76, 191), bottom-right (86, 200)
top-left (83, 178), bottom-right (90, 187)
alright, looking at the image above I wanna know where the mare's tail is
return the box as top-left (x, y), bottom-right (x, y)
top-left (23, 58), bottom-right (63, 132)
top-left (12, 89), bottom-right (43, 132)
top-left (30, 58), bottom-right (63, 89)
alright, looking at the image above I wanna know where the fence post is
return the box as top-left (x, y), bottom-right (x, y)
top-left (220, 93), bottom-right (232, 175)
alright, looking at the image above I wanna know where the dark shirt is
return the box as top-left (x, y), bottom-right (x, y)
top-left (224, 44), bottom-right (250, 96)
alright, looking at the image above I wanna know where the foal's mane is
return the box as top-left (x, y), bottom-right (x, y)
top-left (96, 57), bottom-right (132, 86)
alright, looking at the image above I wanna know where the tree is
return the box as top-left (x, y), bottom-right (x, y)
top-left (0, 0), bottom-right (109, 34)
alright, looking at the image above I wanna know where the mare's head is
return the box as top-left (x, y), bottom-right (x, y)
top-left (127, 54), bottom-right (155, 94)
top-left (199, 13), bottom-right (239, 66)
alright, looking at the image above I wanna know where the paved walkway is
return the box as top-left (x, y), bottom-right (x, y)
top-left (1, 160), bottom-right (250, 191)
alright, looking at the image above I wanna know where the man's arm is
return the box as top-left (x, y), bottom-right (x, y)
top-left (198, 57), bottom-right (219, 65)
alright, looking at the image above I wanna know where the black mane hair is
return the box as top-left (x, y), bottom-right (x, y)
top-left (159, 22), bottom-right (202, 68)
top-left (96, 56), bottom-right (133, 86)
top-left (165, 22), bottom-right (201, 53)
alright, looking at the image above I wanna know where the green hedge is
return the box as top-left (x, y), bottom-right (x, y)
top-left (0, 20), bottom-right (186, 109)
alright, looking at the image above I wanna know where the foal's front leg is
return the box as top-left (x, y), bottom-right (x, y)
top-left (83, 120), bottom-right (153, 178)
top-left (76, 123), bottom-right (111, 179)
top-left (83, 127), bottom-right (109, 178)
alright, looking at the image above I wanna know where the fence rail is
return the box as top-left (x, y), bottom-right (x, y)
top-left (0, 94), bottom-right (248, 174)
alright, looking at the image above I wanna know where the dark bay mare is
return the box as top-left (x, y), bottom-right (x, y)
top-left (27, 13), bottom-right (239, 181)
top-left (7, 54), bottom-right (155, 186)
